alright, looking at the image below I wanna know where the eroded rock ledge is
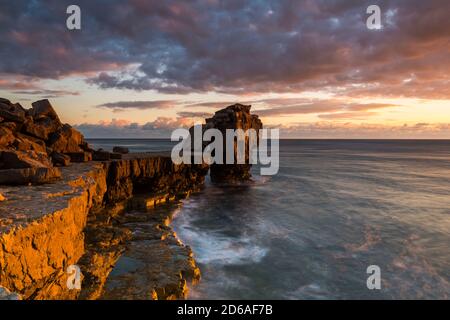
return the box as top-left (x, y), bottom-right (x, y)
top-left (0, 153), bottom-right (208, 300)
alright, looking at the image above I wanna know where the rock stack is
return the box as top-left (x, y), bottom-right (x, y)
top-left (205, 103), bottom-right (263, 182)
top-left (0, 98), bottom-right (92, 185)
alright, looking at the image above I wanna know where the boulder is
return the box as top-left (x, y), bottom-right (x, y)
top-left (23, 116), bottom-right (62, 140)
top-left (0, 150), bottom-right (52, 169)
top-left (0, 101), bottom-right (26, 123)
top-left (112, 146), bottom-right (129, 154)
top-left (13, 133), bottom-right (46, 153)
top-left (0, 126), bottom-right (15, 148)
top-left (0, 167), bottom-right (61, 185)
top-left (51, 152), bottom-right (71, 167)
top-left (29, 99), bottom-right (60, 121)
top-left (0, 98), bottom-right (88, 184)
top-left (48, 124), bottom-right (84, 153)
top-left (0, 121), bottom-right (19, 132)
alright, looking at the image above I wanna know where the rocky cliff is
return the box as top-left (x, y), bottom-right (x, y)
top-left (0, 154), bottom-right (208, 299)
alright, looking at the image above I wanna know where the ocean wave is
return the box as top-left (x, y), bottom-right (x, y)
top-left (173, 213), bottom-right (268, 266)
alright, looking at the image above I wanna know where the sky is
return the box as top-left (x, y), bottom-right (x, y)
top-left (0, 0), bottom-right (449, 138)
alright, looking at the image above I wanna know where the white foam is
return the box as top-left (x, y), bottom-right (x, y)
top-left (173, 214), bottom-right (268, 266)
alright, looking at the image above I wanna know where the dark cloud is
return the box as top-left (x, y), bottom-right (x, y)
top-left (183, 101), bottom-right (239, 108)
top-left (1, 0), bottom-right (449, 99)
top-left (96, 100), bottom-right (177, 112)
top-left (12, 89), bottom-right (79, 97)
top-left (0, 75), bottom-right (80, 98)
top-left (177, 111), bottom-right (213, 118)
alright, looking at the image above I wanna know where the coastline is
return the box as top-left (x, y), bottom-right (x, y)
top-left (0, 100), bottom-right (263, 300)
top-left (0, 152), bottom-right (208, 299)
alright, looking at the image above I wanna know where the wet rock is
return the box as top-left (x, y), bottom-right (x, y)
top-left (51, 152), bottom-right (71, 167)
top-left (99, 202), bottom-right (201, 300)
top-left (112, 146), bottom-right (129, 154)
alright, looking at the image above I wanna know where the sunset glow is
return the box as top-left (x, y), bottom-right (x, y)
top-left (1, 0), bottom-right (449, 138)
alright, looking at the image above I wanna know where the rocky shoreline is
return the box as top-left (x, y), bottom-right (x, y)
top-left (0, 99), bottom-right (262, 300)
top-left (0, 154), bottom-right (208, 299)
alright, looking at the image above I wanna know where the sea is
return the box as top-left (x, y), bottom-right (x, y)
top-left (87, 139), bottom-right (450, 300)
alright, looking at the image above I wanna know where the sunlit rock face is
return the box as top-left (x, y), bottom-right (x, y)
top-left (0, 98), bottom-right (209, 300)
top-left (0, 98), bottom-right (94, 185)
top-left (0, 155), bottom-right (208, 300)
top-left (206, 104), bottom-right (263, 182)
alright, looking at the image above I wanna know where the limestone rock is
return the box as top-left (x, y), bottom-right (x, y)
top-left (0, 150), bottom-right (52, 169)
top-left (0, 167), bottom-right (61, 185)
top-left (13, 133), bottom-right (46, 153)
top-left (112, 146), bottom-right (129, 154)
top-left (0, 125), bottom-right (15, 148)
top-left (51, 152), bottom-right (71, 167)
top-left (48, 124), bottom-right (84, 153)
top-left (0, 98), bottom-right (90, 186)
top-left (0, 100), bottom-right (26, 123)
top-left (29, 99), bottom-right (61, 121)
top-left (205, 103), bottom-right (262, 182)
top-left (0, 121), bottom-right (19, 132)
top-left (93, 149), bottom-right (111, 161)
top-left (66, 151), bottom-right (92, 162)
top-left (0, 154), bottom-right (208, 299)
top-left (23, 116), bottom-right (62, 140)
